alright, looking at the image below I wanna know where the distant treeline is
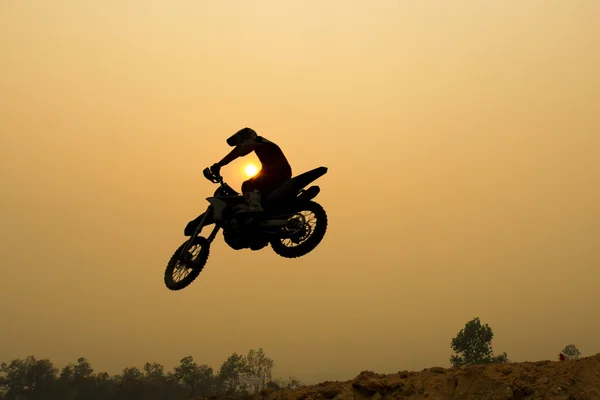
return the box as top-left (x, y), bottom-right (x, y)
top-left (0, 348), bottom-right (302, 400)
top-left (2, 317), bottom-right (584, 400)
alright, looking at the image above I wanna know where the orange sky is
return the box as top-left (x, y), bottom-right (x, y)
top-left (1, 0), bottom-right (599, 383)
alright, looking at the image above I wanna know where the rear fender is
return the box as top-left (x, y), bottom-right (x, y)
top-left (266, 166), bottom-right (327, 203)
top-left (289, 167), bottom-right (327, 193)
top-left (296, 186), bottom-right (320, 202)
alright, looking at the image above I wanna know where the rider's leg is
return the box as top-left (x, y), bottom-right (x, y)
top-left (238, 169), bottom-right (291, 213)
top-left (236, 178), bottom-right (260, 212)
top-left (237, 180), bottom-right (264, 212)
top-left (246, 189), bottom-right (264, 212)
top-left (238, 174), bottom-right (270, 213)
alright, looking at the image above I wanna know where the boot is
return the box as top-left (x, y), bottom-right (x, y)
top-left (236, 190), bottom-right (264, 213)
top-left (232, 192), bottom-right (252, 212)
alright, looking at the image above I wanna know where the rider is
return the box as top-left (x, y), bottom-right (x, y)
top-left (208, 127), bottom-right (292, 213)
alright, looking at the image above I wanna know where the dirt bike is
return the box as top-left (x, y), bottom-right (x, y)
top-left (163, 166), bottom-right (329, 291)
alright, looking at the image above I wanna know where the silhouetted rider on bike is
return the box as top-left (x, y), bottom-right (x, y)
top-left (207, 127), bottom-right (292, 213)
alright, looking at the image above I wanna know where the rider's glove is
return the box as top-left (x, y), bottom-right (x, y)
top-left (210, 163), bottom-right (221, 177)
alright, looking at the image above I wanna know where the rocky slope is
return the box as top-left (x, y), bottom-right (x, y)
top-left (261, 353), bottom-right (600, 400)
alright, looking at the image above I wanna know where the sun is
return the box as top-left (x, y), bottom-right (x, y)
top-left (244, 164), bottom-right (258, 177)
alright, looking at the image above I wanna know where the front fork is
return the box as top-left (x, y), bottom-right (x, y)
top-left (180, 205), bottom-right (221, 257)
top-left (206, 224), bottom-right (221, 243)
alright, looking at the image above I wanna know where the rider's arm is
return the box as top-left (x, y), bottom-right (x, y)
top-left (216, 142), bottom-right (257, 167)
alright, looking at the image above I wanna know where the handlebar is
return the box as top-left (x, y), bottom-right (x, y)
top-left (203, 167), bottom-right (223, 184)
top-left (202, 167), bottom-right (240, 196)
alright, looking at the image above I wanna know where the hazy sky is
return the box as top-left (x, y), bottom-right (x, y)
top-left (1, 0), bottom-right (599, 384)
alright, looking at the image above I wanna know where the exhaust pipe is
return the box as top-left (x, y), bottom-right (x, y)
top-left (259, 219), bottom-right (290, 228)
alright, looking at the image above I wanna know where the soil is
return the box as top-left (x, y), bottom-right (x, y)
top-left (258, 353), bottom-right (600, 400)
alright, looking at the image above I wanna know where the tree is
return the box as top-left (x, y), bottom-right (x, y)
top-left (173, 356), bottom-right (215, 397)
top-left (116, 367), bottom-right (144, 400)
top-left (70, 357), bottom-right (95, 400)
top-left (94, 372), bottom-right (117, 400)
top-left (561, 344), bottom-right (582, 360)
top-left (72, 358), bottom-right (93, 380)
top-left (217, 353), bottom-right (248, 394)
top-left (450, 317), bottom-right (508, 367)
top-left (0, 356), bottom-right (59, 400)
top-left (143, 362), bottom-right (165, 382)
top-left (0, 351), bottom-right (286, 400)
top-left (142, 361), bottom-right (169, 397)
top-left (245, 348), bottom-right (275, 383)
top-left (58, 363), bottom-right (77, 400)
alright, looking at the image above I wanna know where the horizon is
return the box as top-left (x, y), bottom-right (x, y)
top-left (1, 0), bottom-right (599, 386)
top-left (3, 342), bottom-right (596, 386)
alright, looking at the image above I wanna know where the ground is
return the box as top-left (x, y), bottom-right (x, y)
top-left (251, 353), bottom-right (600, 400)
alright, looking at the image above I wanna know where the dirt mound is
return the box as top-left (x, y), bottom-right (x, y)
top-left (263, 353), bottom-right (600, 400)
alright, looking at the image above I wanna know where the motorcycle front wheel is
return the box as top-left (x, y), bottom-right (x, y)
top-left (164, 236), bottom-right (210, 291)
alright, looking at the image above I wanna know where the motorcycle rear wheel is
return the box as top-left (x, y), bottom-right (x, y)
top-left (270, 201), bottom-right (327, 258)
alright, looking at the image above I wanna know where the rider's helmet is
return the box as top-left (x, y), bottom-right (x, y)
top-left (227, 127), bottom-right (257, 147)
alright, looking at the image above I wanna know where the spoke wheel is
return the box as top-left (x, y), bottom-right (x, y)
top-left (270, 201), bottom-right (327, 258)
top-left (164, 237), bottom-right (210, 291)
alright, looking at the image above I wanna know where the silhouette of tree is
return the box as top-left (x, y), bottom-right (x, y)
top-left (115, 366), bottom-right (145, 400)
top-left (0, 356), bottom-right (59, 400)
top-left (72, 358), bottom-right (93, 380)
top-left (173, 356), bottom-right (215, 397)
top-left (141, 361), bottom-right (168, 398)
top-left (72, 357), bottom-right (97, 400)
top-left (143, 362), bottom-right (165, 382)
top-left (57, 363), bottom-right (76, 399)
top-left (246, 348), bottom-right (275, 384)
top-left (217, 352), bottom-right (249, 394)
top-left (561, 344), bottom-right (582, 360)
top-left (450, 317), bottom-right (508, 367)
top-left (94, 372), bottom-right (117, 400)
top-left (0, 349), bottom-right (287, 400)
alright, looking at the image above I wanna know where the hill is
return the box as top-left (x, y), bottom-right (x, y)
top-left (257, 353), bottom-right (600, 400)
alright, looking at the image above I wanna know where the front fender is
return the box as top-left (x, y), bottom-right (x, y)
top-left (206, 197), bottom-right (229, 221)
top-left (184, 209), bottom-right (215, 236)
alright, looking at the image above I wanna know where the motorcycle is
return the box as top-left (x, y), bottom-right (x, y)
top-left (163, 165), bottom-right (329, 291)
